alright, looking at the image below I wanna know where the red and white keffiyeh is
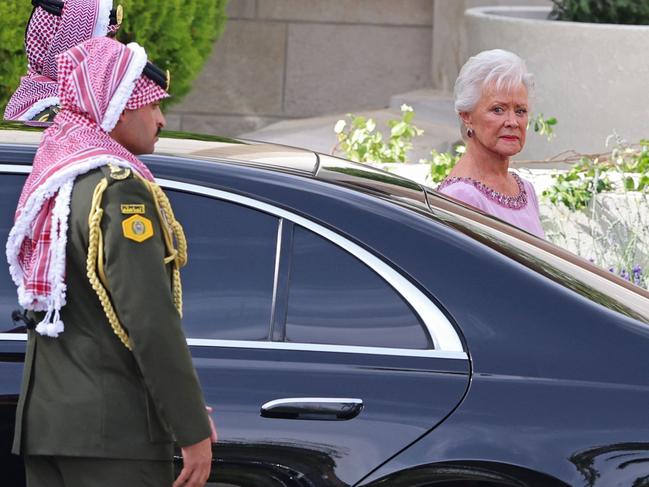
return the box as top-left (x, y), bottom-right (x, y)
top-left (6, 37), bottom-right (169, 337)
top-left (4, 0), bottom-right (115, 121)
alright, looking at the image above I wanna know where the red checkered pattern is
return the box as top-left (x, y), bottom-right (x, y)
top-left (125, 76), bottom-right (169, 110)
top-left (25, 7), bottom-right (62, 75)
top-left (4, 0), bottom-right (117, 121)
top-left (7, 37), bottom-right (155, 330)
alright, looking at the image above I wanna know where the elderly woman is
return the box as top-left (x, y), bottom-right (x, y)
top-left (438, 49), bottom-right (545, 238)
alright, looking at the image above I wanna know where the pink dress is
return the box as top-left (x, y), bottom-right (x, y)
top-left (437, 172), bottom-right (545, 238)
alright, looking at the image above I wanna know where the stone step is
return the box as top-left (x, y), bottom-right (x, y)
top-left (241, 89), bottom-right (462, 164)
top-left (389, 89), bottom-right (457, 127)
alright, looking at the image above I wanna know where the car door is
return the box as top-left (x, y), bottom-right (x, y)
top-left (0, 170), bottom-right (30, 486)
top-left (165, 180), bottom-right (471, 487)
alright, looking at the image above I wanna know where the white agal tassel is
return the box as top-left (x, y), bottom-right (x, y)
top-left (46, 321), bottom-right (64, 337)
top-left (35, 309), bottom-right (64, 337)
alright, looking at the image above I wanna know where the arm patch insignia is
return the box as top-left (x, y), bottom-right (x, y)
top-left (122, 215), bottom-right (154, 242)
top-left (121, 204), bottom-right (145, 214)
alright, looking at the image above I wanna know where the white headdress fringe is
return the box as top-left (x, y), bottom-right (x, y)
top-left (6, 156), bottom-right (135, 337)
top-left (92, 0), bottom-right (113, 39)
top-left (100, 42), bottom-right (147, 132)
top-left (19, 96), bottom-right (60, 122)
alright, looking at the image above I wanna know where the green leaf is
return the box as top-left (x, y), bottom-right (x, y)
top-left (352, 116), bottom-right (366, 127)
top-left (391, 121), bottom-right (407, 137)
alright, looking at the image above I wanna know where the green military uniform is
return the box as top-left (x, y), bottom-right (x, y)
top-left (14, 165), bottom-right (211, 484)
top-left (30, 105), bottom-right (60, 123)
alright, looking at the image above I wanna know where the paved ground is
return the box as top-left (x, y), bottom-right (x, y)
top-left (242, 89), bottom-right (461, 164)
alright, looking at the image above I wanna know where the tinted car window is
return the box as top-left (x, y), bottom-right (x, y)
top-left (168, 190), bottom-right (278, 340)
top-left (285, 225), bottom-right (430, 349)
top-left (0, 174), bottom-right (26, 333)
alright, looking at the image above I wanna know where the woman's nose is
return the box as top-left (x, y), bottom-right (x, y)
top-left (504, 112), bottom-right (519, 128)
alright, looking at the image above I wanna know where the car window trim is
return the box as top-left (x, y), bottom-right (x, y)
top-left (0, 333), bottom-right (467, 359)
top-left (0, 166), bottom-right (465, 354)
top-left (269, 219), bottom-right (293, 341)
top-left (162, 178), bottom-right (463, 353)
top-left (186, 338), bottom-right (467, 359)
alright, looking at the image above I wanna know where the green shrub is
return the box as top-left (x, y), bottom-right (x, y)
top-left (550, 0), bottom-right (649, 25)
top-left (0, 0), bottom-right (228, 113)
top-left (0, 1), bottom-right (33, 114)
top-left (542, 157), bottom-right (614, 210)
top-left (116, 0), bottom-right (228, 105)
top-left (333, 105), bottom-right (423, 163)
top-left (424, 145), bottom-right (464, 184)
top-left (543, 139), bottom-right (649, 210)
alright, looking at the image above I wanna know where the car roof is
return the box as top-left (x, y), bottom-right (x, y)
top-left (1, 121), bottom-right (648, 316)
top-left (0, 122), bottom-right (428, 206)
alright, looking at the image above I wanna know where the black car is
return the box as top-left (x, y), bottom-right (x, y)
top-left (1, 123), bottom-right (648, 487)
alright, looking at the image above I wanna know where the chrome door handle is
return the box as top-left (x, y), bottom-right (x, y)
top-left (261, 397), bottom-right (363, 421)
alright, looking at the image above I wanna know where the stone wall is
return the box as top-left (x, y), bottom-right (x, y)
top-left (431, 0), bottom-right (551, 92)
top-left (168, 0), bottom-right (434, 136)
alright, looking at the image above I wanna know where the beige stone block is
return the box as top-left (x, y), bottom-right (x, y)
top-left (173, 20), bottom-right (286, 115)
top-left (285, 24), bottom-right (432, 117)
top-left (181, 114), bottom-right (281, 137)
top-left (258, 0), bottom-right (433, 25)
top-left (228, 0), bottom-right (256, 19)
top-left (163, 112), bottom-right (182, 131)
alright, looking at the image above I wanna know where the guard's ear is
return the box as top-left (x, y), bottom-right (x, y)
top-left (115, 110), bottom-right (129, 125)
top-left (108, 111), bottom-right (128, 134)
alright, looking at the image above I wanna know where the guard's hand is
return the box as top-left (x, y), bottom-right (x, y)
top-left (173, 437), bottom-right (212, 487)
top-left (206, 406), bottom-right (218, 443)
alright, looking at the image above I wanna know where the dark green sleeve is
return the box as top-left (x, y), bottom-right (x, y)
top-left (30, 105), bottom-right (59, 123)
top-left (100, 175), bottom-right (211, 447)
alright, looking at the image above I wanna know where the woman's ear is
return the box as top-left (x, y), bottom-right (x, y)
top-left (459, 111), bottom-right (471, 128)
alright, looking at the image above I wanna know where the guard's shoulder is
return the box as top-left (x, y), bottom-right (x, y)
top-left (99, 164), bottom-right (135, 184)
top-left (73, 164), bottom-right (137, 198)
top-left (99, 165), bottom-right (158, 213)
top-left (73, 165), bottom-right (150, 210)
top-left (72, 167), bottom-right (107, 200)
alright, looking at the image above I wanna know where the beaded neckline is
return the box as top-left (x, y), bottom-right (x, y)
top-left (438, 172), bottom-right (528, 209)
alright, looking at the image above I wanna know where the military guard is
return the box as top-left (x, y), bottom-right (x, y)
top-left (6, 37), bottom-right (214, 487)
top-left (4, 0), bottom-right (123, 123)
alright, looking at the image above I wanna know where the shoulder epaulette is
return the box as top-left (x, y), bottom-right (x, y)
top-left (100, 164), bottom-right (133, 183)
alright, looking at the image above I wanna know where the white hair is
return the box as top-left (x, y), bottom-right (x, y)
top-left (454, 49), bottom-right (534, 118)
